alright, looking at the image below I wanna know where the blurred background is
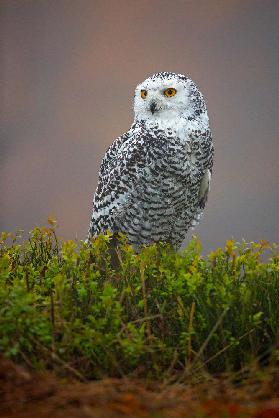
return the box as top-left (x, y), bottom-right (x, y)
top-left (1, 0), bottom-right (279, 253)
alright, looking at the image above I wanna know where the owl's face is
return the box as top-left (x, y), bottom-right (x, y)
top-left (133, 72), bottom-right (202, 123)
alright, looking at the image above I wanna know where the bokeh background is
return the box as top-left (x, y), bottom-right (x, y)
top-left (1, 0), bottom-right (279, 253)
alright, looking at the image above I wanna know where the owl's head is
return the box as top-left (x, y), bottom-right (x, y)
top-left (134, 72), bottom-right (207, 124)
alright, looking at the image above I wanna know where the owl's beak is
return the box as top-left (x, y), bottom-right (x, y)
top-left (149, 100), bottom-right (157, 114)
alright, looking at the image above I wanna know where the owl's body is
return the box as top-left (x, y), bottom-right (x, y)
top-left (88, 72), bottom-right (213, 248)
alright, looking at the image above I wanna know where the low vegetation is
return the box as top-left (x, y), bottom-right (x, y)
top-left (0, 221), bottom-right (278, 382)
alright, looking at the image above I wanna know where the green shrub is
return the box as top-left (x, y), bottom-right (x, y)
top-left (0, 223), bottom-right (278, 380)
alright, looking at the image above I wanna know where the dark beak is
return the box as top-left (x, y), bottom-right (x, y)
top-left (150, 100), bottom-right (157, 114)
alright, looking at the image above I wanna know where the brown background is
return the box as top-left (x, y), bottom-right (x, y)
top-left (1, 0), bottom-right (279, 253)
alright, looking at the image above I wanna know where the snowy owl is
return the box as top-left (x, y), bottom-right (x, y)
top-left (88, 72), bottom-right (214, 249)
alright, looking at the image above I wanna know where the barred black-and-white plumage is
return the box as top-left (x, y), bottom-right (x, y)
top-left (88, 72), bottom-right (213, 248)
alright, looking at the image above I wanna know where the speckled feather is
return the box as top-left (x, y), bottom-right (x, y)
top-left (88, 72), bottom-right (214, 248)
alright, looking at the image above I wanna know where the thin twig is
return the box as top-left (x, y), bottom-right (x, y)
top-left (50, 290), bottom-right (55, 327)
top-left (187, 301), bottom-right (196, 365)
top-left (190, 307), bottom-right (229, 369)
top-left (192, 328), bottom-right (256, 373)
top-left (29, 336), bottom-right (87, 382)
top-left (130, 314), bottom-right (162, 325)
top-left (164, 349), bottom-right (178, 383)
top-left (140, 261), bottom-right (151, 340)
top-left (176, 307), bottom-right (229, 383)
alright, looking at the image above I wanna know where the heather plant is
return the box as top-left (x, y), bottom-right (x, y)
top-left (0, 221), bottom-right (278, 380)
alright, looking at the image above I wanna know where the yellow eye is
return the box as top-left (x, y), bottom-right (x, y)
top-left (141, 89), bottom-right (147, 99)
top-left (164, 88), bottom-right (177, 97)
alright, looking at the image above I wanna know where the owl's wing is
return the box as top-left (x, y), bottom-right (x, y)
top-left (88, 130), bottom-right (139, 238)
top-left (89, 120), bottom-right (176, 238)
top-left (188, 128), bottom-right (214, 230)
top-left (99, 130), bottom-right (131, 176)
top-left (199, 169), bottom-right (211, 209)
top-left (197, 129), bottom-right (214, 209)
